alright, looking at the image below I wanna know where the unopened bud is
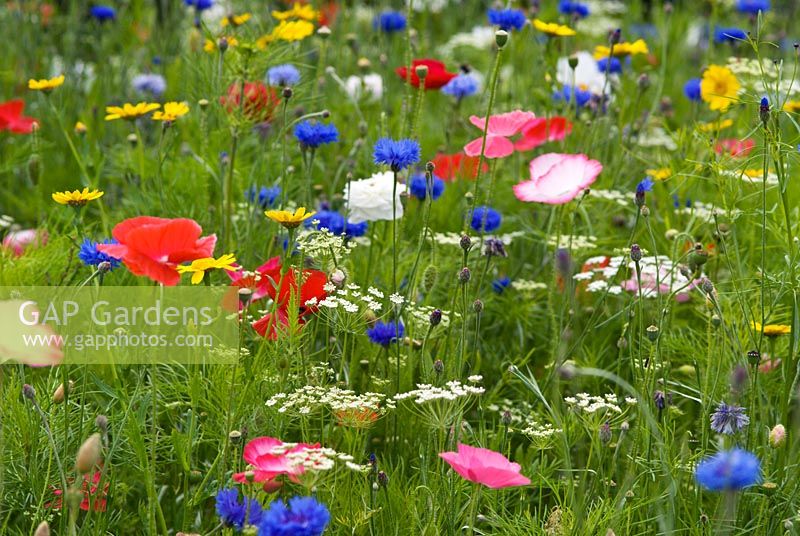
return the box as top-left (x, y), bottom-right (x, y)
top-left (473, 299), bottom-right (483, 313)
top-left (377, 470), bottom-right (389, 487)
top-left (95, 414), bottom-right (109, 434)
top-left (282, 87), bottom-right (293, 99)
top-left (568, 54), bottom-right (579, 70)
top-left (238, 288), bottom-right (253, 305)
top-left (769, 424), bottom-right (786, 447)
top-left (53, 380), bottom-right (74, 404)
top-left (458, 267), bottom-right (471, 284)
top-left (217, 37), bottom-right (228, 52)
top-left (630, 244), bottom-right (642, 263)
top-left (33, 521), bottom-right (50, 536)
top-left (646, 324), bottom-right (659, 342)
top-left (433, 359), bottom-right (444, 374)
top-left (429, 308), bottom-right (442, 326)
top-left (22, 384), bottom-right (36, 402)
top-left (460, 234), bottom-right (472, 251)
top-left (198, 98), bottom-right (209, 109)
top-left (495, 30), bottom-right (509, 48)
top-left (317, 26), bottom-right (331, 39)
top-left (330, 269), bottom-right (346, 288)
top-left (229, 430), bottom-right (242, 444)
top-left (75, 433), bottom-right (102, 474)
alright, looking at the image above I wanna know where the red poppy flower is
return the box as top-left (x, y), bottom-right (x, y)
top-left (513, 117), bottom-right (573, 151)
top-left (431, 152), bottom-right (489, 181)
top-left (319, 1), bottom-right (338, 26)
top-left (49, 471), bottom-right (108, 512)
top-left (97, 217), bottom-right (216, 286)
top-left (715, 138), bottom-right (754, 158)
top-left (251, 267), bottom-right (328, 339)
top-left (228, 257), bottom-right (282, 302)
top-left (395, 59), bottom-right (457, 90)
top-left (0, 100), bottom-right (38, 134)
top-left (220, 81), bottom-right (281, 122)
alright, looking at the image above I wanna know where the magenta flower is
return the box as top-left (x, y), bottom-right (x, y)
top-left (233, 436), bottom-right (320, 485)
top-left (513, 117), bottom-right (573, 152)
top-left (513, 153), bottom-right (602, 205)
top-left (439, 443), bottom-right (531, 489)
top-left (2, 229), bottom-right (47, 256)
top-left (463, 110), bottom-right (536, 159)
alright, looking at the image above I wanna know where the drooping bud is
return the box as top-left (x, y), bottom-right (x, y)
top-left (75, 433), bottom-right (102, 474)
top-left (95, 414), bottom-right (109, 435)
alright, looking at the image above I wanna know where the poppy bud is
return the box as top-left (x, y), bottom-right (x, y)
top-left (95, 414), bottom-right (109, 434)
top-left (238, 288), bottom-right (253, 305)
top-left (229, 430), bottom-right (242, 444)
top-left (747, 349), bottom-right (760, 366)
top-left (568, 54), bottom-right (579, 70)
top-left (75, 433), bottom-right (102, 474)
top-left (53, 380), bottom-right (74, 404)
top-left (690, 244), bottom-right (708, 268)
top-left (33, 521), bottom-right (50, 536)
top-left (425, 161), bottom-right (435, 173)
top-left (646, 325), bottom-right (659, 342)
top-left (495, 30), bottom-right (509, 48)
top-left (414, 65), bottom-right (429, 81)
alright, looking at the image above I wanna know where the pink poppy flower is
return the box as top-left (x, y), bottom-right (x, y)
top-left (464, 110), bottom-right (537, 159)
top-left (513, 153), bottom-right (603, 205)
top-left (2, 229), bottom-right (47, 256)
top-left (715, 138), bottom-right (754, 158)
top-left (228, 257), bottom-right (282, 302)
top-left (439, 443), bottom-right (530, 489)
top-left (619, 272), bottom-right (698, 302)
top-left (513, 117), bottom-right (573, 151)
top-left (233, 436), bottom-right (319, 485)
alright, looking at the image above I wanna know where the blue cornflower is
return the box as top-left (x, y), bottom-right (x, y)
top-left (373, 138), bottom-right (421, 171)
top-left (78, 239), bottom-right (121, 270)
top-left (259, 496), bottom-right (330, 536)
top-left (90, 5), bottom-right (116, 21)
top-left (267, 64), bottom-right (300, 87)
top-left (132, 73), bottom-right (166, 98)
top-left (305, 210), bottom-right (346, 234)
top-left (558, 1), bottom-right (590, 18)
top-left (441, 74), bottom-right (479, 100)
top-left (408, 173), bottom-right (445, 201)
top-left (695, 449), bottom-right (761, 491)
top-left (487, 8), bottom-right (527, 31)
top-left (710, 402), bottom-right (750, 434)
top-left (366, 320), bottom-right (404, 347)
top-left (683, 78), bottom-right (702, 101)
top-left (184, 0), bottom-right (213, 10)
top-left (636, 177), bottom-right (654, 194)
top-left (471, 206), bottom-right (502, 233)
top-left (553, 86), bottom-right (593, 107)
top-left (373, 11), bottom-right (407, 33)
top-left (294, 121), bottom-right (339, 149)
top-left (215, 489), bottom-right (263, 530)
top-left (245, 186), bottom-right (281, 208)
top-left (597, 57), bottom-right (622, 74)
top-left (492, 276), bottom-right (511, 294)
top-left (736, 0), bottom-right (770, 14)
top-left (344, 220), bottom-right (368, 238)
top-left (714, 27), bottom-right (748, 43)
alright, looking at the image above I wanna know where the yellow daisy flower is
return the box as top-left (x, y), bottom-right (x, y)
top-left (698, 118), bottom-right (734, 132)
top-left (177, 254), bottom-right (240, 285)
top-left (153, 102), bottom-right (190, 122)
top-left (272, 3), bottom-right (319, 22)
top-left (783, 100), bottom-right (800, 113)
top-left (532, 19), bottom-right (576, 37)
top-left (105, 102), bottom-right (161, 121)
top-left (52, 188), bottom-right (104, 207)
top-left (646, 168), bottom-right (672, 181)
top-left (221, 12), bottom-right (252, 27)
top-left (28, 74), bottom-right (65, 91)
top-left (752, 321), bottom-right (791, 337)
top-left (700, 65), bottom-right (740, 112)
top-left (258, 20), bottom-right (315, 47)
top-left (74, 121), bottom-right (88, 135)
top-left (265, 207), bottom-right (316, 229)
top-left (594, 39), bottom-right (649, 59)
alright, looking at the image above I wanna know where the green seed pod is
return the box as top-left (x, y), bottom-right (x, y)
top-left (421, 264), bottom-right (438, 293)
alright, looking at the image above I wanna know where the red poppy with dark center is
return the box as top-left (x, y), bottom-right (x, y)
top-left (715, 138), bottom-right (754, 158)
top-left (395, 59), bottom-right (457, 89)
top-left (220, 81), bottom-right (281, 122)
top-left (431, 152), bottom-right (488, 181)
top-left (49, 471), bottom-right (108, 512)
top-left (0, 100), bottom-right (38, 134)
top-left (97, 217), bottom-right (216, 286)
top-left (252, 267), bottom-right (328, 339)
top-left (514, 117), bottom-right (573, 151)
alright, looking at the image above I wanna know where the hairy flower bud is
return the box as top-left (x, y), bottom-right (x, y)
top-left (75, 433), bottom-right (102, 474)
top-left (458, 267), bottom-right (471, 284)
top-left (53, 380), bottom-right (74, 404)
top-left (460, 234), bottom-right (472, 252)
top-left (429, 308), bottom-right (442, 326)
top-left (769, 424), bottom-right (786, 447)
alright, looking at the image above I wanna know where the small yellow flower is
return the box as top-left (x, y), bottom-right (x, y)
top-left (698, 118), bottom-right (734, 132)
top-left (752, 321), bottom-right (791, 337)
top-left (28, 74), bottom-right (65, 91)
top-left (258, 19), bottom-right (315, 47)
top-left (221, 12), bottom-right (252, 27)
top-left (700, 65), bottom-right (740, 112)
top-left (74, 121), bottom-right (88, 135)
top-left (594, 39), bottom-right (649, 59)
top-left (105, 102), bottom-right (161, 121)
top-left (203, 36), bottom-right (239, 53)
top-left (532, 19), bottom-right (576, 37)
top-left (177, 254), bottom-right (240, 285)
top-left (272, 3), bottom-right (319, 21)
top-left (646, 168), bottom-right (672, 181)
top-left (783, 100), bottom-right (800, 113)
top-left (265, 207), bottom-right (316, 229)
top-left (153, 102), bottom-right (190, 122)
top-left (52, 188), bottom-right (104, 207)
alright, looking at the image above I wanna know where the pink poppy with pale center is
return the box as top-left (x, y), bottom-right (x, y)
top-left (513, 153), bottom-right (603, 205)
top-left (464, 110), bottom-right (537, 159)
top-left (439, 443), bottom-right (530, 489)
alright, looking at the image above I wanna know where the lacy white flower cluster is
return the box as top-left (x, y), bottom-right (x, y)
top-left (0, 215), bottom-right (14, 228)
top-left (726, 56), bottom-right (800, 96)
top-left (548, 234), bottom-right (598, 251)
top-left (296, 227), bottom-right (356, 260)
top-left (574, 1), bottom-right (626, 37)
top-left (431, 231), bottom-right (524, 248)
top-left (510, 280), bottom-right (548, 292)
top-left (564, 393), bottom-right (637, 415)
top-left (574, 255), bottom-right (698, 299)
top-left (394, 379), bottom-right (485, 404)
top-left (266, 385), bottom-right (395, 415)
top-left (312, 283), bottom-right (387, 313)
top-left (405, 304), bottom-right (454, 330)
top-left (720, 168), bottom-right (779, 186)
top-left (282, 445), bottom-right (368, 473)
top-left (589, 189), bottom-right (631, 208)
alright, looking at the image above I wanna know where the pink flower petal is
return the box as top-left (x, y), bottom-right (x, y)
top-left (439, 443), bottom-right (529, 489)
top-left (469, 110), bottom-right (537, 136)
top-left (515, 153), bottom-right (603, 205)
top-left (514, 117), bottom-right (573, 151)
top-left (464, 135), bottom-right (515, 159)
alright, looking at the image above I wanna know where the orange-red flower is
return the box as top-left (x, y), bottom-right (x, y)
top-left (431, 152), bottom-right (488, 181)
top-left (395, 59), bottom-right (457, 90)
top-left (0, 99), bottom-right (38, 134)
top-left (220, 81), bottom-right (280, 122)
